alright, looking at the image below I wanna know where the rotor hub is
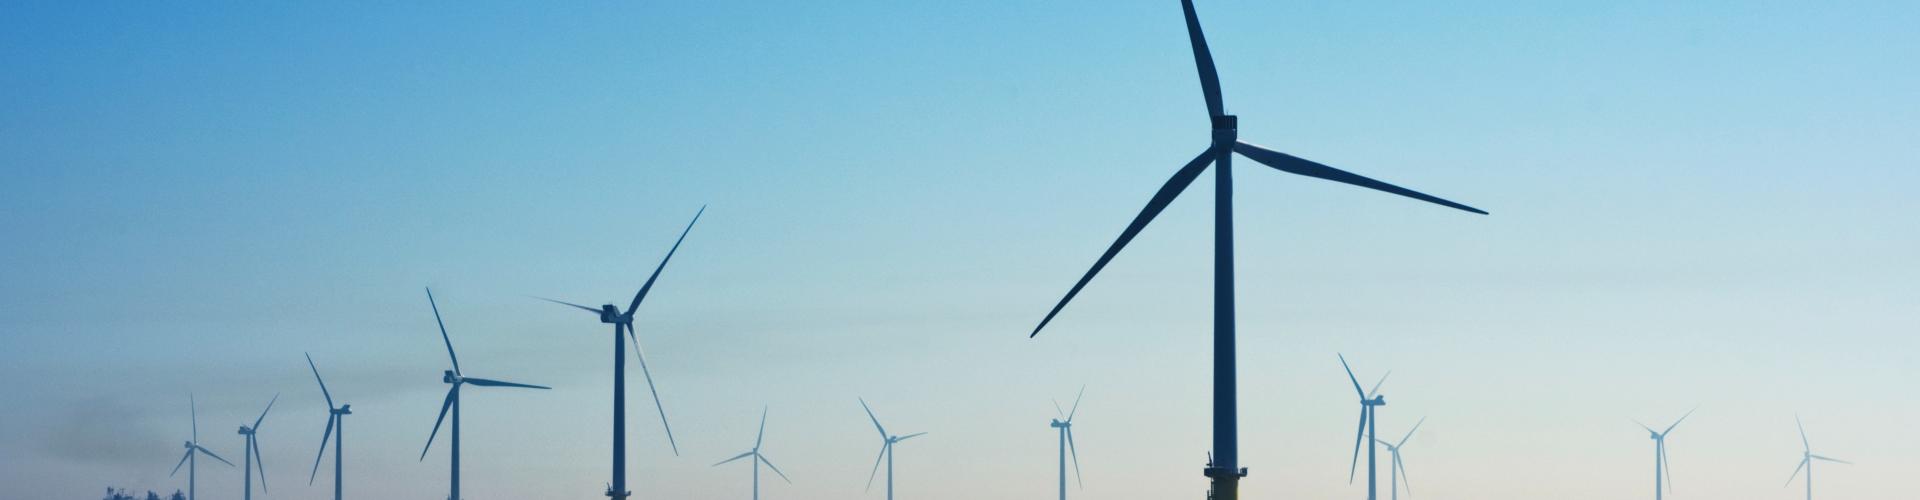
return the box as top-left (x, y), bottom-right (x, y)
top-left (443, 370), bottom-right (461, 384)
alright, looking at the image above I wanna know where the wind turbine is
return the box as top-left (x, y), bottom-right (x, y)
top-left (859, 398), bottom-right (926, 500)
top-left (1025, 2), bottom-right (1485, 498)
top-left (418, 287), bottom-right (551, 500)
top-left (535, 206), bottom-right (703, 500)
top-left (306, 352), bottom-right (350, 500)
top-left (1634, 409), bottom-right (1694, 500)
top-left (1339, 354), bottom-right (1389, 500)
top-left (1050, 387), bottom-right (1085, 500)
top-left (236, 394), bottom-right (278, 500)
top-left (170, 394), bottom-right (234, 500)
top-left (1373, 417), bottom-right (1424, 500)
top-left (713, 407), bottom-right (791, 500)
top-left (1785, 416), bottom-right (1852, 500)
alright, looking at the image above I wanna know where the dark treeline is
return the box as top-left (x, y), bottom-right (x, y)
top-left (100, 487), bottom-right (184, 500)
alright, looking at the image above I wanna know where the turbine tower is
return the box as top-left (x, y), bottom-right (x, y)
top-left (1785, 416), bottom-right (1852, 500)
top-left (1339, 354), bottom-right (1389, 500)
top-left (1049, 387), bottom-right (1085, 500)
top-left (712, 407), bottom-right (791, 500)
top-left (236, 394), bottom-right (277, 500)
top-left (306, 352), bottom-right (351, 500)
top-left (1374, 417), bottom-right (1425, 500)
top-left (860, 398), bottom-right (926, 500)
top-left (418, 287), bottom-right (551, 500)
top-left (1634, 409), bottom-right (1694, 500)
top-left (1025, 2), bottom-right (1485, 498)
top-left (536, 206), bottom-right (704, 500)
top-left (170, 395), bottom-right (234, 500)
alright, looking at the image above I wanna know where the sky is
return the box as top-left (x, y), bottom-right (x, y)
top-left (1, 1), bottom-right (1916, 499)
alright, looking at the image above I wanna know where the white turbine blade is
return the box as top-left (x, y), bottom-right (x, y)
top-left (1052, 399), bottom-right (1066, 420)
top-left (1067, 427), bottom-right (1083, 488)
top-left (1067, 385), bottom-right (1085, 422)
top-left (1784, 457), bottom-right (1808, 487)
top-left (305, 353), bottom-right (334, 409)
top-left (532, 296), bottom-right (601, 315)
top-left (896, 432), bottom-right (927, 442)
top-left (170, 450), bottom-right (192, 477)
top-left (1337, 354), bottom-right (1366, 398)
top-left (627, 323), bottom-right (678, 456)
top-left (1397, 417), bottom-right (1426, 448)
top-left (252, 394), bottom-right (278, 430)
top-left (1795, 415), bottom-right (1810, 451)
top-left (1368, 370), bottom-right (1391, 398)
top-left (190, 393), bottom-right (198, 442)
top-left (1633, 419), bottom-right (1656, 434)
top-left (425, 287), bottom-right (461, 376)
top-left (712, 451), bottom-right (753, 467)
top-left (253, 438), bottom-right (268, 493)
top-left (195, 445), bottom-right (235, 467)
top-left (759, 454), bottom-right (793, 484)
top-left (1233, 141), bottom-right (1488, 215)
top-left (309, 415), bottom-right (334, 485)
top-left (1663, 407), bottom-right (1696, 435)
top-left (1661, 441), bottom-right (1673, 493)
top-left (1811, 454), bottom-right (1852, 465)
top-left (420, 386), bottom-right (456, 460)
top-left (859, 398), bottom-right (888, 439)
top-left (755, 406), bottom-right (769, 450)
top-left (1396, 453), bottom-right (1412, 498)
top-left (1348, 407), bottom-right (1368, 483)
top-left (865, 443), bottom-right (888, 492)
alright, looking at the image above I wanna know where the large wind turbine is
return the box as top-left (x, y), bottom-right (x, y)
top-left (1049, 387), bottom-right (1085, 500)
top-left (170, 395), bottom-right (234, 500)
top-left (1634, 409), bottom-right (1694, 500)
top-left (1785, 416), bottom-right (1851, 500)
top-left (1374, 417), bottom-right (1424, 500)
top-left (713, 407), bottom-right (791, 500)
top-left (535, 206), bottom-right (703, 500)
top-left (1025, 2), bottom-right (1484, 498)
top-left (860, 398), bottom-right (926, 500)
top-left (1339, 354), bottom-right (1389, 500)
top-left (418, 287), bottom-right (551, 500)
top-left (236, 394), bottom-right (278, 500)
top-left (306, 353), bottom-right (350, 500)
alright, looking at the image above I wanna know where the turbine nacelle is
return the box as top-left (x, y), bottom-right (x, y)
top-left (442, 370), bottom-right (460, 384)
top-left (184, 441), bottom-right (196, 449)
top-left (1365, 396), bottom-right (1387, 406)
top-left (237, 426), bottom-right (254, 436)
top-left (332, 404), bottom-right (353, 415)
top-left (1050, 419), bottom-right (1068, 429)
top-left (1210, 115), bottom-right (1238, 144)
top-left (597, 304), bottom-right (622, 324)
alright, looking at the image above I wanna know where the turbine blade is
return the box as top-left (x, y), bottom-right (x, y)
top-left (421, 387), bottom-right (456, 460)
top-left (1067, 385), bottom-right (1085, 422)
top-left (191, 393), bottom-right (198, 442)
top-left (1368, 370), bottom-right (1391, 398)
top-left (1796, 415), bottom-right (1810, 451)
top-left (533, 296), bottom-right (601, 315)
top-left (309, 415), bottom-right (334, 485)
top-left (628, 205), bottom-right (705, 315)
top-left (253, 438), bottom-right (268, 492)
top-left (1397, 416), bottom-right (1426, 447)
top-left (1338, 353), bottom-right (1365, 398)
top-left (305, 353), bottom-right (334, 409)
top-left (628, 324), bottom-right (679, 455)
top-left (712, 451), bottom-right (753, 467)
top-left (1067, 427), bottom-right (1083, 488)
top-left (1811, 454), bottom-right (1852, 465)
top-left (896, 432), bottom-right (927, 442)
top-left (462, 377), bottom-right (552, 390)
top-left (865, 443), bottom-right (887, 492)
top-left (1349, 407), bottom-right (1368, 483)
top-left (171, 450), bottom-right (192, 477)
top-left (1179, 0), bottom-right (1224, 117)
top-left (1030, 149), bottom-right (1214, 337)
top-left (1661, 442), bottom-right (1673, 492)
top-left (1633, 419), bottom-right (1656, 434)
top-left (1663, 407), bottom-right (1696, 435)
top-left (1396, 453), bottom-right (1412, 497)
top-left (859, 398), bottom-right (888, 439)
top-left (760, 454), bottom-right (793, 484)
top-left (755, 406), bottom-right (768, 450)
top-left (1233, 141), bottom-right (1488, 215)
top-left (1784, 457), bottom-right (1807, 487)
top-left (425, 287), bottom-right (461, 375)
top-left (196, 445), bottom-right (234, 467)
top-left (253, 394), bottom-right (278, 430)
top-left (1053, 399), bottom-right (1066, 420)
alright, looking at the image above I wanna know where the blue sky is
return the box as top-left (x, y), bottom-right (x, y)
top-left (2, 1), bottom-right (1916, 499)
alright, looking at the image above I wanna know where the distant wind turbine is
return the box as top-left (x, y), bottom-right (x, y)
top-left (1049, 387), bottom-right (1085, 500)
top-left (1026, 2), bottom-right (1485, 498)
top-left (535, 206), bottom-right (703, 500)
top-left (1785, 416), bottom-right (1851, 500)
top-left (418, 287), bottom-right (551, 500)
top-left (170, 394), bottom-right (234, 500)
top-left (236, 394), bottom-right (277, 500)
top-left (1339, 354), bottom-right (1389, 500)
top-left (1634, 408), bottom-right (1694, 500)
top-left (1374, 417), bottom-right (1424, 500)
top-left (305, 352), bottom-right (350, 500)
top-left (860, 398), bottom-right (926, 500)
top-left (713, 407), bottom-right (791, 500)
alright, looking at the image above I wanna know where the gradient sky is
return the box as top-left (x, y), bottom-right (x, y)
top-left (3, 1), bottom-right (1917, 499)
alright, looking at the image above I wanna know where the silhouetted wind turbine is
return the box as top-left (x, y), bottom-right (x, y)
top-left (1374, 417), bottom-right (1424, 500)
top-left (860, 398), bottom-right (925, 500)
top-left (171, 394), bottom-right (234, 500)
top-left (1785, 416), bottom-right (1851, 500)
top-left (418, 287), bottom-right (551, 500)
top-left (237, 394), bottom-right (277, 500)
top-left (1026, 2), bottom-right (1484, 498)
top-left (1634, 408), bottom-right (1694, 500)
top-left (306, 353), bottom-right (350, 500)
top-left (1050, 387), bottom-right (1085, 500)
top-left (713, 407), bottom-right (791, 500)
top-left (535, 206), bottom-right (703, 500)
top-left (1339, 354), bottom-right (1390, 500)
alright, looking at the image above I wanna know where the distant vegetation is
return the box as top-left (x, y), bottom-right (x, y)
top-left (100, 487), bottom-right (184, 500)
